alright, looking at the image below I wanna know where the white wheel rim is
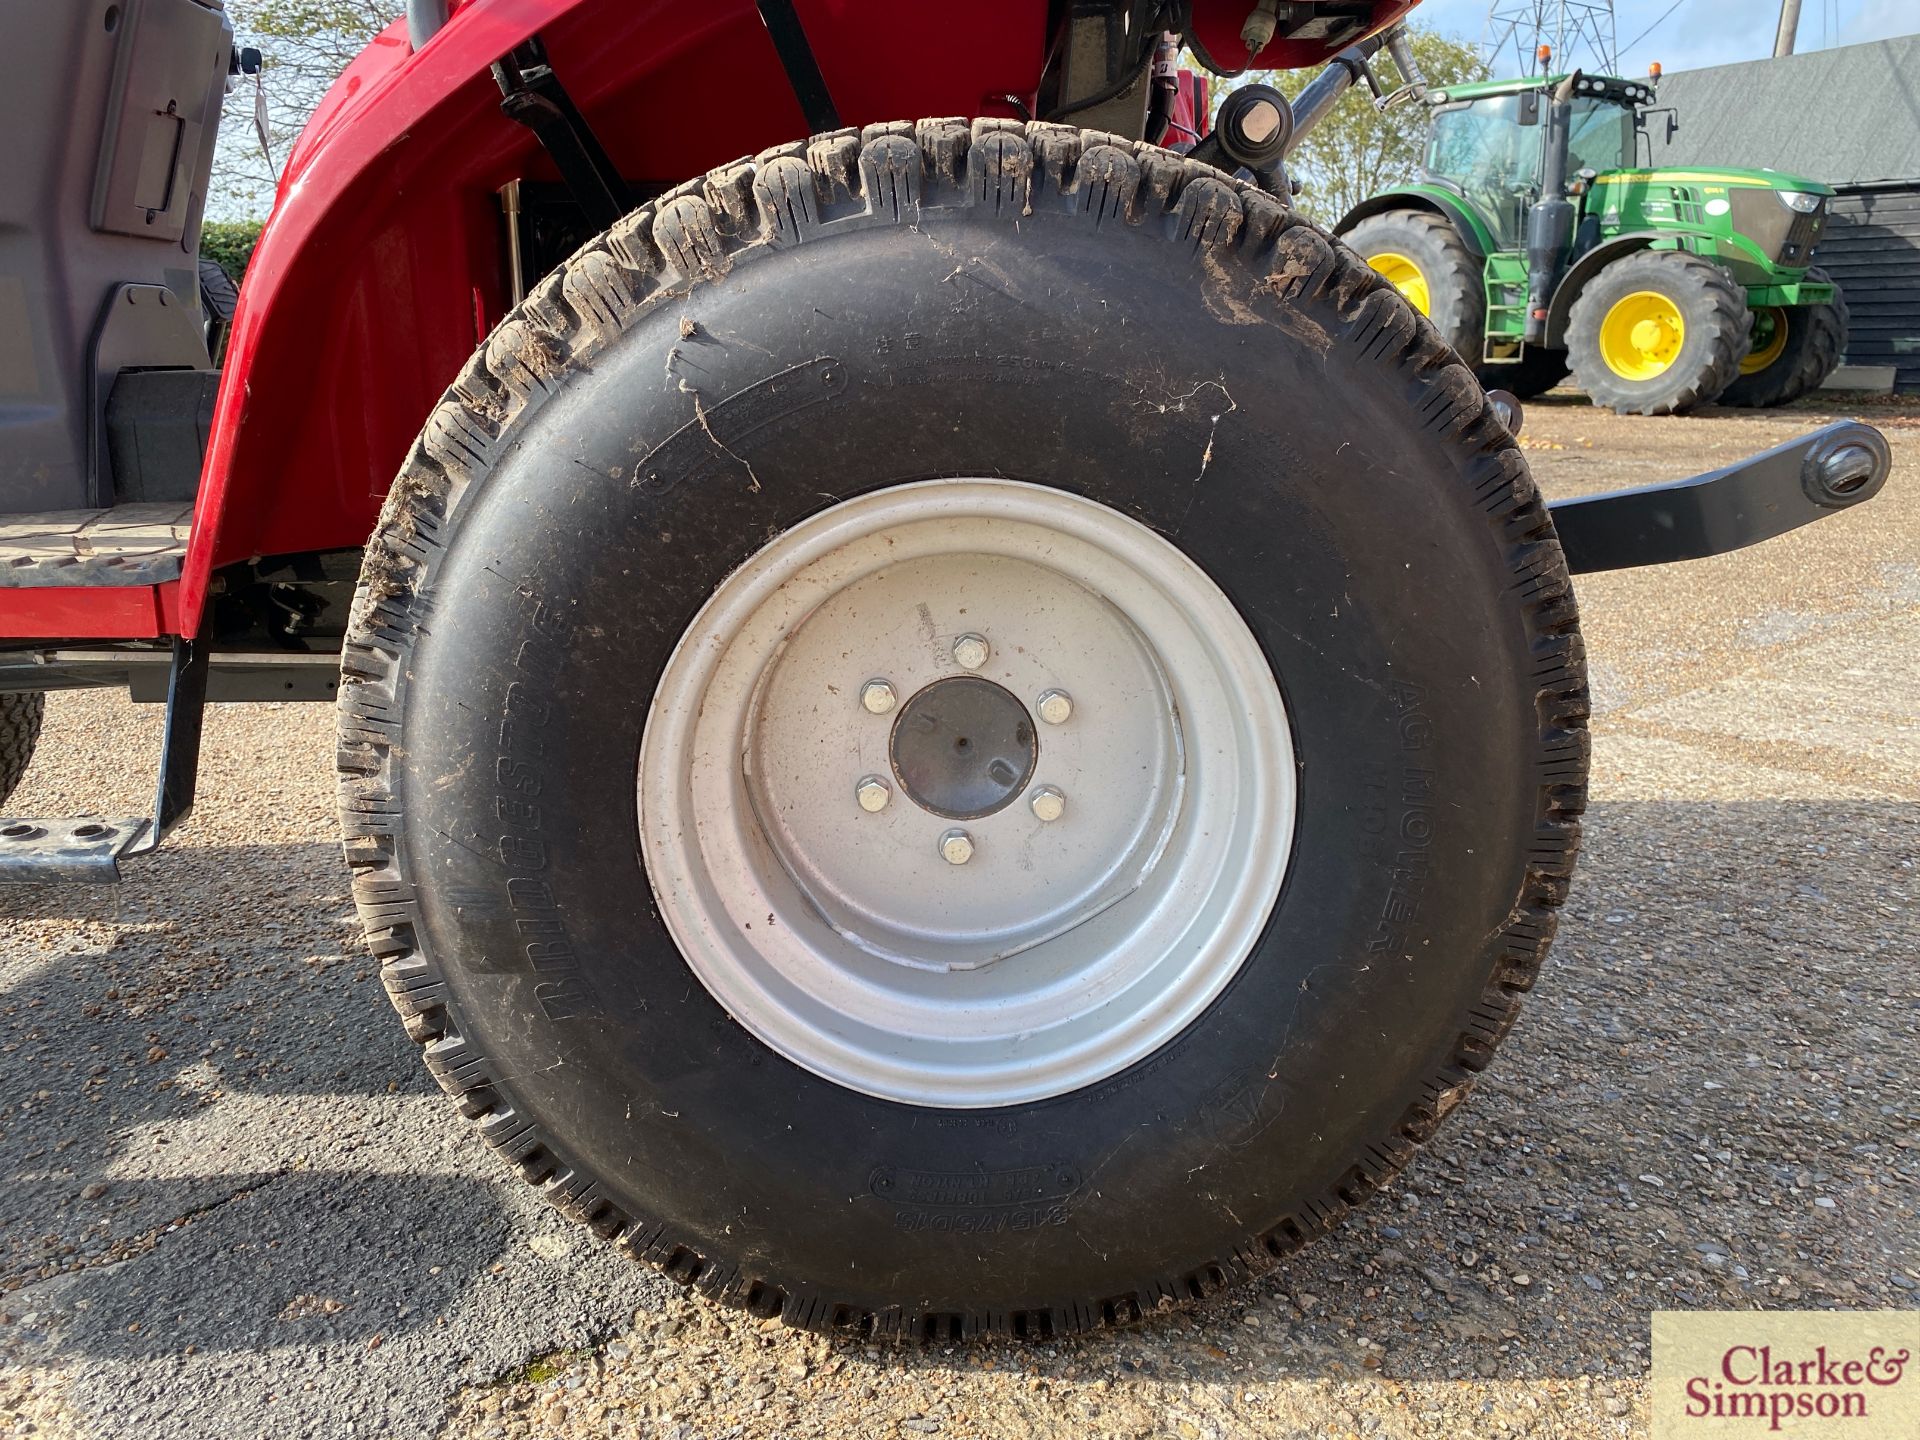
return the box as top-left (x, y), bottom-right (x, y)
top-left (638, 479), bottom-right (1296, 1107)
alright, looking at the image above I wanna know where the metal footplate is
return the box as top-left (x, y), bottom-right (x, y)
top-left (0, 637), bottom-right (207, 884)
top-left (1547, 420), bottom-right (1892, 574)
top-left (0, 816), bottom-right (155, 883)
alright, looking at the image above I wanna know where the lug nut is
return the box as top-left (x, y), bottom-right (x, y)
top-left (939, 829), bottom-right (975, 865)
top-left (1029, 786), bottom-right (1065, 822)
top-left (855, 776), bottom-right (892, 812)
top-left (1036, 689), bottom-right (1074, 725)
top-left (860, 679), bottom-right (897, 715)
top-left (952, 633), bottom-right (990, 670)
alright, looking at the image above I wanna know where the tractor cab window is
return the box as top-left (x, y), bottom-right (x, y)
top-left (1565, 97), bottom-right (1633, 176)
top-left (1425, 95), bottom-right (1542, 247)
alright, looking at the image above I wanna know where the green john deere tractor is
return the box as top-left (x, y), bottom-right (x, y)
top-left (1335, 70), bottom-right (1848, 415)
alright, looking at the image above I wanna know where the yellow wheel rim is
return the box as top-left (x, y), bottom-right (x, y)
top-left (1741, 307), bottom-right (1789, 375)
top-left (1367, 251), bottom-right (1430, 316)
top-left (1599, 291), bottom-right (1686, 381)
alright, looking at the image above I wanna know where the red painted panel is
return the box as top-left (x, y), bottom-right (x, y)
top-left (0, 583), bottom-right (176, 640)
top-left (15, 0), bottom-right (1411, 643)
top-left (183, 0), bottom-right (1055, 631)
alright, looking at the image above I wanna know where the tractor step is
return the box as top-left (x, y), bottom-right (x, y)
top-left (0, 503), bottom-right (192, 588)
top-left (0, 637), bottom-right (206, 884)
top-left (0, 816), bottom-right (154, 883)
top-left (1482, 252), bottom-right (1530, 362)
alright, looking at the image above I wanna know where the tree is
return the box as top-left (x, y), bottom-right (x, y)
top-left (1209, 27), bottom-right (1489, 223)
top-left (204, 10), bottom-right (1485, 226)
top-left (211, 2), bottom-right (396, 219)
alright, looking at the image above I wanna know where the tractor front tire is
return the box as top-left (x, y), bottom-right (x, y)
top-left (0, 692), bottom-right (45, 807)
top-left (1565, 250), bottom-right (1750, 415)
top-left (1718, 268), bottom-right (1848, 409)
top-left (1344, 209), bottom-right (1486, 364)
top-left (339, 123), bottom-right (1588, 1340)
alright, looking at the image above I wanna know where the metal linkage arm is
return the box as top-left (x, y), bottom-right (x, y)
top-left (1548, 422), bottom-right (1891, 575)
top-left (1284, 29), bottom-right (1394, 154)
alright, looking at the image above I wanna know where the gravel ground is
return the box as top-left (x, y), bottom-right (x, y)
top-left (2, 397), bottom-right (1915, 1439)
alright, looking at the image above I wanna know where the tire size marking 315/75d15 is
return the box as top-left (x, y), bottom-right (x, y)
top-left (491, 595), bottom-right (603, 1022)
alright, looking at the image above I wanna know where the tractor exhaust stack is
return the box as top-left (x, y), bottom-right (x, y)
top-left (1524, 73), bottom-right (1581, 346)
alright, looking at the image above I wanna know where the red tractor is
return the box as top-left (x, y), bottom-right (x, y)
top-left (0, 1), bottom-right (1889, 1339)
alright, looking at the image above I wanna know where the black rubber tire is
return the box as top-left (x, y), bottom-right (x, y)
top-left (1482, 346), bottom-right (1570, 399)
top-left (198, 256), bottom-right (240, 365)
top-left (0, 692), bottom-right (45, 807)
top-left (1717, 267), bottom-right (1848, 409)
top-left (338, 121), bottom-right (1589, 1341)
top-left (1564, 250), bottom-right (1750, 415)
top-left (1341, 209), bottom-right (1486, 364)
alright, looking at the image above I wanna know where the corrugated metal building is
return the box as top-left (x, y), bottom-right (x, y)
top-left (1644, 35), bottom-right (1920, 391)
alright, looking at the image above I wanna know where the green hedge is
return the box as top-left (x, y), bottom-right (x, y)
top-left (199, 219), bottom-right (265, 281)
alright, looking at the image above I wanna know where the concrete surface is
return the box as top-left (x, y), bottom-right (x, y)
top-left (1, 396), bottom-right (1914, 1439)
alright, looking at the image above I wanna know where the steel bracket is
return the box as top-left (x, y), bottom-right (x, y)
top-left (0, 635), bottom-right (208, 883)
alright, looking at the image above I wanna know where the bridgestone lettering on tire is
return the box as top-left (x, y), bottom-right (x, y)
top-left (336, 120), bottom-right (1590, 1340)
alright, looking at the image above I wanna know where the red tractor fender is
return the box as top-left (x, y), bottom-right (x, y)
top-left (182, 0), bottom-right (1056, 631)
top-left (180, 0), bottom-right (1414, 634)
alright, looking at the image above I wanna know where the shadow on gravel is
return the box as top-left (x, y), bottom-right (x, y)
top-left (0, 840), bottom-right (480, 1351)
top-left (0, 839), bottom-right (349, 925)
top-left (3, 798), bottom-right (1914, 1393)
top-left (6, 1172), bottom-right (514, 1360)
top-left (3, 829), bottom-right (649, 1437)
top-left (814, 795), bottom-right (1918, 1387)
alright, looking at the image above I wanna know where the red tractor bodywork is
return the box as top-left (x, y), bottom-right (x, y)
top-left (0, 0), bottom-right (1415, 643)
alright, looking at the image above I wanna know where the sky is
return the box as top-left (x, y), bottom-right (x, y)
top-left (1409, 0), bottom-right (1918, 76)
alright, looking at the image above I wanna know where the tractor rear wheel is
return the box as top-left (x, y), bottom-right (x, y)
top-left (339, 123), bottom-right (1587, 1339)
top-left (1345, 209), bottom-right (1485, 364)
top-left (1565, 250), bottom-right (1750, 415)
top-left (1718, 268), bottom-right (1848, 408)
top-left (0, 692), bottom-right (45, 807)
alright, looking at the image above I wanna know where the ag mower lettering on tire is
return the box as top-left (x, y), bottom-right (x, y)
top-left (0, 0), bottom-right (1893, 1339)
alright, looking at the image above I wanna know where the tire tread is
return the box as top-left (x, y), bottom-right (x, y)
top-left (0, 691), bottom-right (45, 807)
top-left (335, 120), bottom-right (1590, 1340)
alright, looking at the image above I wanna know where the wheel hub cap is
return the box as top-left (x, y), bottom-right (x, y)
top-left (637, 479), bottom-right (1296, 1107)
top-left (891, 676), bottom-right (1037, 820)
top-left (1600, 290), bottom-right (1686, 380)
